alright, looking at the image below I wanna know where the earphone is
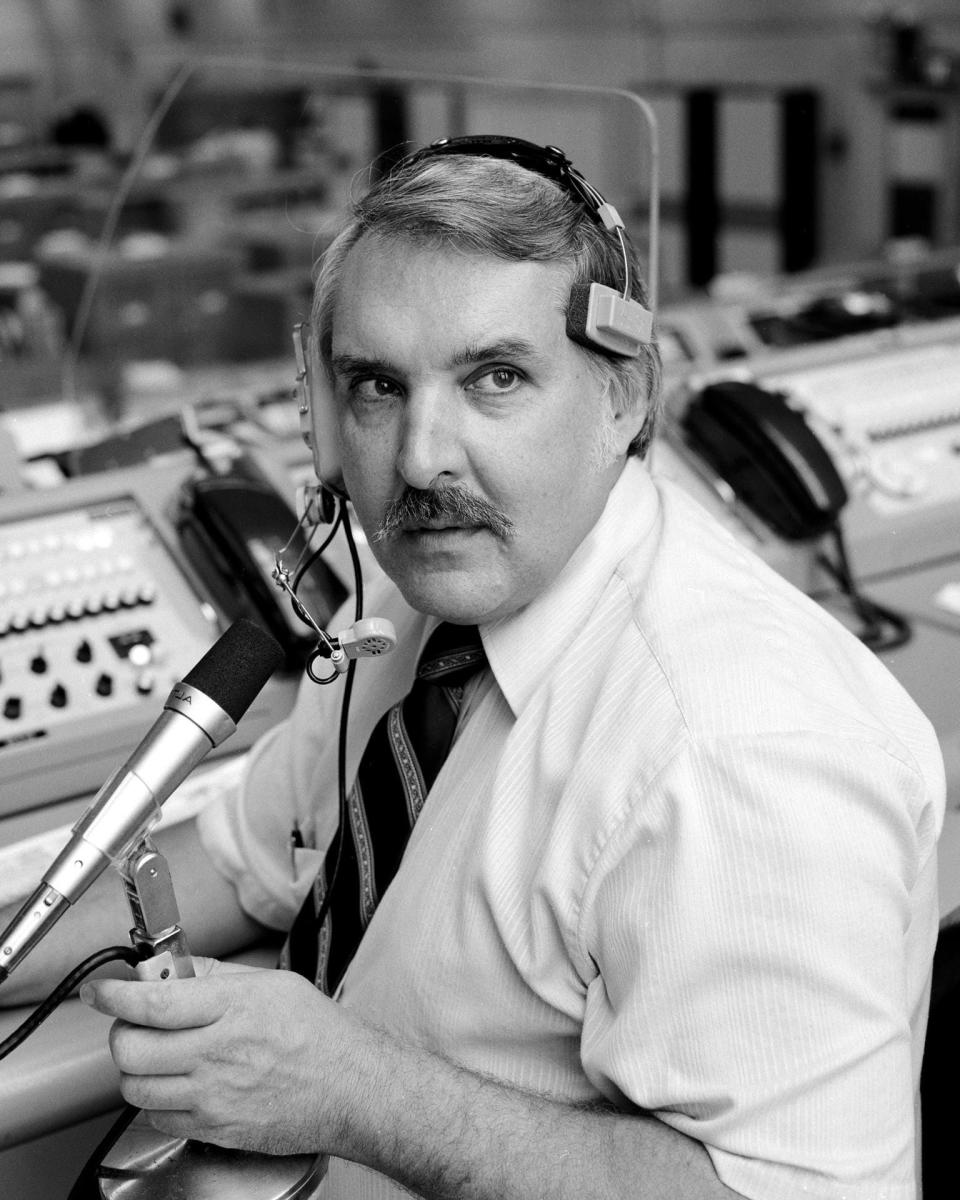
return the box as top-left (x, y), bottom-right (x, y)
top-left (294, 134), bottom-right (656, 502)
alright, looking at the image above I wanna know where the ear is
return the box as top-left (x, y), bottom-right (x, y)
top-left (603, 377), bottom-right (647, 457)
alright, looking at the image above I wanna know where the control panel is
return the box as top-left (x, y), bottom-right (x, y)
top-left (0, 460), bottom-right (296, 818)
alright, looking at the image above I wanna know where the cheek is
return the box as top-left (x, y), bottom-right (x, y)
top-left (483, 410), bottom-right (589, 529)
top-left (340, 459), bottom-right (388, 544)
top-left (340, 417), bottom-right (392, 488)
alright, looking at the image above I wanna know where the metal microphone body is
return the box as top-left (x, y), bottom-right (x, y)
top-left (0, 619), bottom-right (284, 983)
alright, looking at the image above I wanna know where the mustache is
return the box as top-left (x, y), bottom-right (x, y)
top-left (373, 485), bottom-right (514, 542)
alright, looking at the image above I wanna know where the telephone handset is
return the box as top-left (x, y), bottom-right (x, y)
top-left (176, 470), bottom-right (348, 668)
top-left (680, 379), bottom-right (848, 541)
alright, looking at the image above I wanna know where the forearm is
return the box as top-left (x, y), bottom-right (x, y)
top-left (0, 818), bottom-right (265, 1006)
top-left (334, 1017), bottom-right (741, 1200)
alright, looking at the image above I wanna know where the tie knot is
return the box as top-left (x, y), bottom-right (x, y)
top-left (416, 623), bottom-right (486, 688)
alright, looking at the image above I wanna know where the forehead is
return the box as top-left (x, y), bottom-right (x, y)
top-left (330, 234), bottom-right (574, 359)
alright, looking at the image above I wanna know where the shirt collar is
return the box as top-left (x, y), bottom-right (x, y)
top-left (481, 459), bottom-right (660, 717)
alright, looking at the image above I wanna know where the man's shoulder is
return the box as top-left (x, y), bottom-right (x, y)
top-left (606, 478), bottom-right (934, 757)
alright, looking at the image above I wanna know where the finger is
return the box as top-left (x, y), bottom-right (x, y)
top-left (119, 1071), bottom-right (194, 1113)
top-left (79, 976), bottom-right (229, 1030)
top-left (144, 1107), bottom-right (225, 1145)
top-left (118, 1080), bottom-right (236, 1147)
top-left (109, 1020), bottom-right (209, 1077)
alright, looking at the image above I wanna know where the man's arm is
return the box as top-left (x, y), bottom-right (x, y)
top-left (81, 963), bottom-right (743, 1200)
top-left (0, 817), bottom-right (267, 1007)
top-left (331, 1003), bottom-right (744, 1200)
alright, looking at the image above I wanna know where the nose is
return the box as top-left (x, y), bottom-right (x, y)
top-left (395, 387), bottom-right (462, 490)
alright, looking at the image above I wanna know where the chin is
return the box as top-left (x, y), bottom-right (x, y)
top-left (392, 571), bottom-right (507, 626)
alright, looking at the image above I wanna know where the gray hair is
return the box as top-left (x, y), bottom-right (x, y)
top-left (311, 152), bottom-right (663, 457)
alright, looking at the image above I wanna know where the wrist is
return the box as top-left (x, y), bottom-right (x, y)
top-left (323, 1007), bottom-right (400, 1164)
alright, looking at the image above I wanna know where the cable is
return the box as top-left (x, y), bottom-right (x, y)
top-left (0, 945), bottom-right (141, 1061)
top-left (67, 1102), bottom-right (140, 1200)
top-left (317, 655), bottom-right (358, 943)
top-left (294, 498), bottom-right (366, 946)
top-left (816, 523), bottom-right (913, 653)
top-left (292, 505), bottom-right (344, 594)
top-left (316, 502), bottom-right (366, 931)
top-left (340, 502), bottom-right (365, 621)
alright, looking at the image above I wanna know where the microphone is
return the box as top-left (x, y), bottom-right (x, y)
top-left (0, 618), bottom-right (284, 984)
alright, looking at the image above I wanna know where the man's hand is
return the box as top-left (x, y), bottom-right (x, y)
top-left (80, 959), bottom-right (357, 1158)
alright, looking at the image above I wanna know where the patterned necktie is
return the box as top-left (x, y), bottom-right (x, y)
top-left (282, 622), bottom-right (486, 994)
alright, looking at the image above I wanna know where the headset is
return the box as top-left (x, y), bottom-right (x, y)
top-left (293, 134), bottom-right (655, 499)
top-left (277, 134), bottom-right (655, 683)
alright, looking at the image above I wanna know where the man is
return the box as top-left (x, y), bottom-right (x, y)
top-left (4, 140), bottom-right (945, 1199)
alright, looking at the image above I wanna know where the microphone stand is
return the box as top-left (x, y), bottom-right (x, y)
top-left (84, 837), bottom-right (325, 1199)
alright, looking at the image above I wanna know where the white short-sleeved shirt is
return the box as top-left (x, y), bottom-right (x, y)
top-left (197, 459), bottom-right (945, 1200)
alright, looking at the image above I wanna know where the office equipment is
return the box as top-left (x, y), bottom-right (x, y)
top-left (0, 459), bottom-right (297, 818)
top-left (176, 468), bottom-right (348, 666)
top-left (681, 378), bottom-right (849, 541)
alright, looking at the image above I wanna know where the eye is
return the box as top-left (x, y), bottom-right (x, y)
top-left (467, 366), bottom-right (523, 395)
top-left (350, 376), bottom-right (402, 403)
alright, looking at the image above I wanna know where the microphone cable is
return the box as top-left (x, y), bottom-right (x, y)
top-left (2, 947), bottom-right (146, 1195)
top-left (0, 944), bottom-right (142, 1062)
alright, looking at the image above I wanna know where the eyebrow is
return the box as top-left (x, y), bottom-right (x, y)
top-left (449, 339), bottom-right (541, 368)
top-left (331, 338), bottom-right (542, 379)
top-left (330, 352), bottom-right (394, 378)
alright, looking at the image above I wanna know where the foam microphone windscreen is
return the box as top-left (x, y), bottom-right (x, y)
top-left (182, 618), bottom-right (285, 724)
top-left (565, 283), bottom-right (594, 350)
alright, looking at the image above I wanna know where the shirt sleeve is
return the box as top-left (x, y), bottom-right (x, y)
top-left (577, 731), bottom-right (940, 1200)
top-left (195, 670), bottom-right (339, 931)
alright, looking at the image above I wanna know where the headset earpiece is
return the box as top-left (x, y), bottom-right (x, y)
top-left (296, 481), bottom-right (337, 527)
top-left (567, 282), bottom-right (654, 358)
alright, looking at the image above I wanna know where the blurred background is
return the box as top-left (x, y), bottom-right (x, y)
top-left (1, 4), bottom-right (960, 1195)
top-left (2, 1), bottom-right (960, 426)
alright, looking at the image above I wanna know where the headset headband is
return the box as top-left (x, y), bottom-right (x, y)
top-left (398, 135), bottom-right (624, 235)
top-left (400, 135), bottom-right (612, 227)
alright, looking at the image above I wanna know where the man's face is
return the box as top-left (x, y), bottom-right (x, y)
top-left (329, 235), bottom-right (643, 625)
